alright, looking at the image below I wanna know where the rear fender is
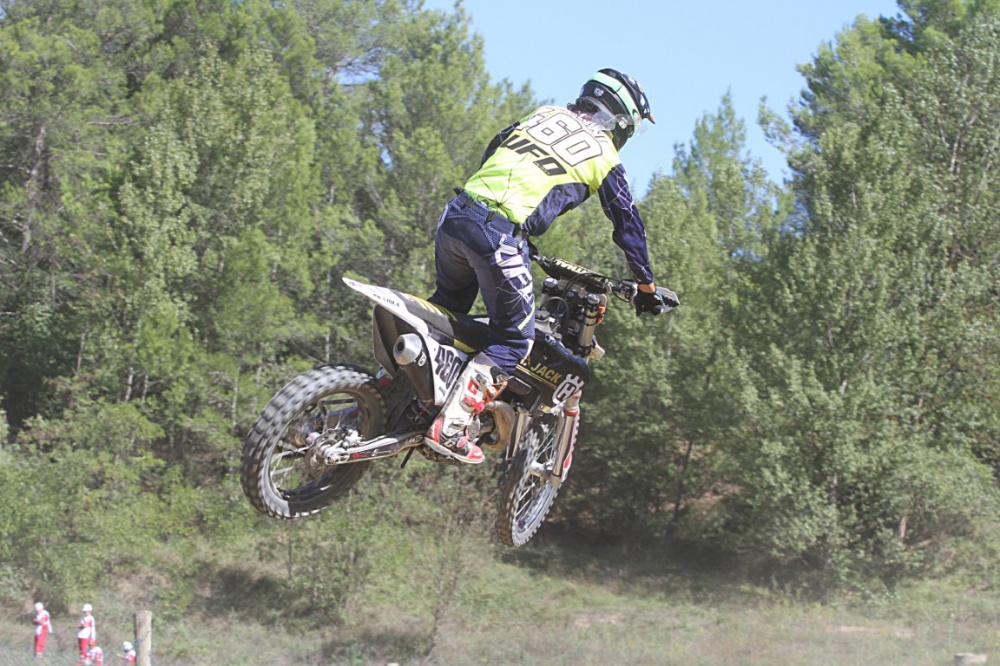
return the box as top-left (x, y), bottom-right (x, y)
top-left (342, 278), bottom-right (430, 334)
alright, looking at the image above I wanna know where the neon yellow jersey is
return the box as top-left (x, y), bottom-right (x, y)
top-left (462, 105), bottom-right (653, 284)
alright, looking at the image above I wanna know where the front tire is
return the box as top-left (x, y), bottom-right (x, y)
top-left (241, 365), bottom-right (386, 519)
top-left (496, 414), bottom-right (576, 547)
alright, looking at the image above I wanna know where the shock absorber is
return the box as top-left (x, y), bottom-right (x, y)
top-left (549, 390), bottom-right (582, 486)
top-left (577, 292), bottom-right (606, 350)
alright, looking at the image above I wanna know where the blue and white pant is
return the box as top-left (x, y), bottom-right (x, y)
top-left (428, 193), bottom-right (535, 373)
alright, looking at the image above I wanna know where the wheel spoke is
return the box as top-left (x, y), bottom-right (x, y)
top-left (515, 484), bottom-right (534, 507)
top-left (275, 446), bottom-right (308, 460)
top-left (270, 466), bottom-right (294, 482)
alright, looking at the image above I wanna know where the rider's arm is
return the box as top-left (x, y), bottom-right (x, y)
top-left (597, 164), bottom-right (655, 290)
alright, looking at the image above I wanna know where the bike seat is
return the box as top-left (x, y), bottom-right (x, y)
top-left (424, 309), bottom-right (492, 354)
top-left (377, 290), bottom-right (491, 354)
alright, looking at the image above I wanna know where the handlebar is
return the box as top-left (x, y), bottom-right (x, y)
top-left (533, 253), bottom-right (679, 315)
top-left (609, 280), bottom-right (637, 300)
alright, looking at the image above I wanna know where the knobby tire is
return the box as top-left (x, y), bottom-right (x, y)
top-left (496, 414), bottom-right (577, 547)
top-left (241, 365), bottom-right (386, 519)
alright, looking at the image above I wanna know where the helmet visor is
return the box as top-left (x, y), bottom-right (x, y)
top-left (584, 103), bottom-right (650, 137)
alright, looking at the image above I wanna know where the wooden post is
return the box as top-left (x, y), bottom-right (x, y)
top-left (135, 610), bottom-right (152, 666)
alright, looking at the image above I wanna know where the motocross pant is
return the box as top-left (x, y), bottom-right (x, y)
top-left (429, 192), bottom-right (534, 374)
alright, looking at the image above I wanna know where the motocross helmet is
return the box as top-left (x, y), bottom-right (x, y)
top-left (571, 68), bottom-right (655, 150)
top-left (122, 641), bottom-right (133, 650)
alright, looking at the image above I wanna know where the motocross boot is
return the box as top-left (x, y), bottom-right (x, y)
top-left (424, 352), bottom-right (508, 464)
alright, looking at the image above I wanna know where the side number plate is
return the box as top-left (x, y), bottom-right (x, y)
top-left (435, 347), bottom-right (462, 390)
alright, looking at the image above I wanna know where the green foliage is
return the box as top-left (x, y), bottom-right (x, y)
top-left (562, 95), bottom-right (787, 541)
top-left (0, 408), bottom-right (180, 604)
top-left (0, 0), bottom-right (998, 617)
top-left (700, 0), bottom-right (1000, 587)
top-left (0, 0), bottom-right (543, 615)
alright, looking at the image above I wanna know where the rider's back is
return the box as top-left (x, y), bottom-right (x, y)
top-left (462, 105), bottom-right (621, 238)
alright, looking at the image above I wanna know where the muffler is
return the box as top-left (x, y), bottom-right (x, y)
top-left (392, 333), bottom-right (434, 402)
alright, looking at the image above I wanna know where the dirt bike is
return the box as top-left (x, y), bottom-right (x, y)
top-left (240, 250), bottom-right (676, 547)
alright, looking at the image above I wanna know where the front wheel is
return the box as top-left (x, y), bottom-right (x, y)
top-left (495, 413), bottom-right (577, 547)
top-left (241, 365), bottom-right (386, 519)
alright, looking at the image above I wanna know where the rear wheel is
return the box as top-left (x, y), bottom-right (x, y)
top-left (241, 366), bottom-right (385, 519)
top-left (496, 414), bottom-right (576, 547)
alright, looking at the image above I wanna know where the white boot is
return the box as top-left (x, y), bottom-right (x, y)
top-left (424, 353), bottom-right (507, 464)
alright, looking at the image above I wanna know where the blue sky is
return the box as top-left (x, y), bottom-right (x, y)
top-left (421, 0), bottom-right (903, 194)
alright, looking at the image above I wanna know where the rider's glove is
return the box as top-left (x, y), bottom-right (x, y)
top-left (634, 287), bottom-right (679, 316)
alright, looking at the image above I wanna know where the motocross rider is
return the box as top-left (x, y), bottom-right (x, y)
top-left (425, 68), bottom-right (677, 464)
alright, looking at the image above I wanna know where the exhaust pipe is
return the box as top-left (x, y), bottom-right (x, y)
top-left (483, 400), bottom-right (515, 450)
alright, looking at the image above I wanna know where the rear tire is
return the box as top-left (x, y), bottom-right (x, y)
top-left (496, 414), bottom-right (576, 547)
top-left (241, 366), bottom-right (386, 519)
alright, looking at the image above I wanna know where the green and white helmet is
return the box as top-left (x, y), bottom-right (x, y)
top-left (571, 68), bottom-right (655, 150)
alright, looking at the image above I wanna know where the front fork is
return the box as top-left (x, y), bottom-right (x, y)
top-left (548, 391), bottom-right (581, 489)
top-left (505, 391), bottom-right (581, 489)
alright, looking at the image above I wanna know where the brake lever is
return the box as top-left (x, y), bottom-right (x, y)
top-left (614, 280), bottom-right (639, 303)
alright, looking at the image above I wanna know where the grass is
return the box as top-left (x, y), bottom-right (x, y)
top-left (0, 526), bottom-right (996, 666)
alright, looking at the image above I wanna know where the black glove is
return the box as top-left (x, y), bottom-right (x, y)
top-left (634, 286), bottom-right (679, 316)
